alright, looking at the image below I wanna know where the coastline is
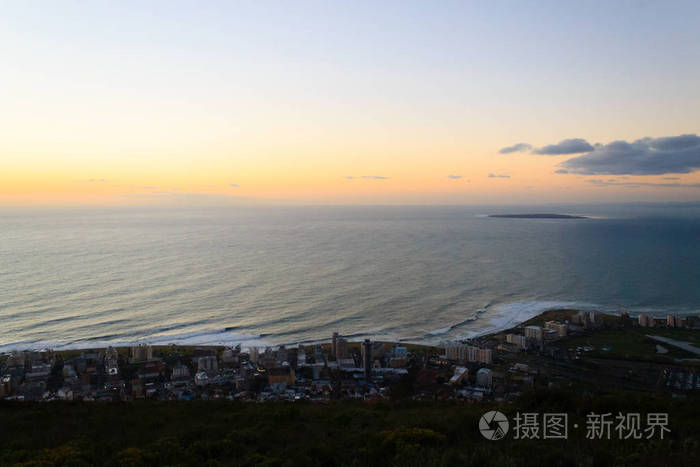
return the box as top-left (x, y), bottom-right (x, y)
top-left (0, 307), bottom-right (610, 355)
top-left (0, 301), bottom-right (578, 353)
top-left (3, 301), bottom-right (699, 354)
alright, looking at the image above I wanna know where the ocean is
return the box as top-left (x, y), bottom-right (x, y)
top-left (1, 204), bottom-right (699, 351)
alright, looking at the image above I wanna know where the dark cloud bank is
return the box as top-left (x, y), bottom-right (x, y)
top-left (501, 134), bottom-right (700, 175)
top-left (533, 138), bottom-right (594, 155)
top-left (586, 179), bottom-right (700, 188)
top-left (498, 143), bottom-right (532, 154)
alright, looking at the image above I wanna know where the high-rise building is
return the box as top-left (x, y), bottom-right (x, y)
top-left (638, 314), bottom-right (653, 328)
top-left (248, 347), bottom-right (260, 364)
top-left (362, 339), bottom-right (372, 382)
top-left (506, 334), bottom-right (527, 350)
top-left (445, 344), bottom-right (467, 363)
top-left (666, 315), bottom-right (684, 328)
top-left (130, 344), bottom-right (152, 363)
top-left (105, 346), bottom-right (119, 377)
top-left (221, 347), bottom-right (240, 366)
top-left (277, 345), bottom-right (288, 364)
top-left (476, 348), bottom-right (493, 364)
top-left (524, 326), bottom-right (543, 341)
top-left (467, 346), bottom-right (478, 362)
top-left (332, 332), bottom-right (348, 359)
top-left (196, 355), bottom-right (218, 375)
top-left (445, 345), bottom-right (492, 364)
top-left (336, 338), bottom-right (348, 359)
top-left (545, 321), bottom-right (568, 337)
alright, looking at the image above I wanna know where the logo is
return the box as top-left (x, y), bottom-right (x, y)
top-left (479, 411), bottom-right (509, 440)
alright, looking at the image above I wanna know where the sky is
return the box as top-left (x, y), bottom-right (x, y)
top-left (1, 0), bottom-right (700, 206)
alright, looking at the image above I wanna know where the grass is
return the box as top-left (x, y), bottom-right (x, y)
top-left (563, 327), bottom-right (699, 361)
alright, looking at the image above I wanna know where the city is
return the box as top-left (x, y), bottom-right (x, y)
top-left (3, 310), bottom-right (699, 403)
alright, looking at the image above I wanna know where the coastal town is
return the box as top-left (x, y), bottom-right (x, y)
top-left (2, 310), bottom-right (700, 403)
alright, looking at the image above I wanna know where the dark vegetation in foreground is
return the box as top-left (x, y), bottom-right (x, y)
top-left (1, 389), bottom-right (699, 467)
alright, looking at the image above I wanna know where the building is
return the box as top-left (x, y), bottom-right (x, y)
top-left (391, 345), bottom-right (408, 359)
top-left (24, 362), bottom-right (52, 384)
top-left (572, 310), bottom-right (598, 329)
top-left (506, 334), bottom-right (527, 350)
top-left (0, 375), bottom-right (12, 397)
top-left (638, 314), bottom-right (653, 328)
top-left (361, 339), bottom-right (372, 381)
top-left (545, 321), bottom-right (568, 337)
top-left (196, 355), bottom-right (218, 375)
top-left (249, 347), bottom-right (260, 364)
top-left (332, 332), bottom-right (350, 359)
top-left (476, 368), bottom-right (493, 388)
top-left (445, 345), bottom-right (467, 363)
top-left (314, 344), bottom-right (324, 364)
top-left (136, 360), bottom-right (164, 382)
top-left (130, 344), bottom-right (153, 363)
top-left (267, 367), bottom-right (295, 387)
top-left (221, 346), bottom-right (240, 367)
top-left (171, 363), bottom-right (190, 380)
top-left (466, 346), bottom-right (478, 362)
top-left (7, 351), bottom-right (26, 369)
top-left (476, 348), bottom-right (493, 364)
top-left (445, 345), bottom-right (491, 364)
top-left (105, 346), bottom-right (119, 377)
top-left (337, 337), bottom-right (348, 359)
top-left (387, 344), bottom-right (408, 368)
top-left (524, 326), bottom-right (543, 341)
top-left (337, 358), bottom-right (355, 369)
top-left (277, 345), bottom-right (288, 365)
top-left (666, 315), bottom-right (685, 328)
top-left (449, 367), bottom-right (469, 385)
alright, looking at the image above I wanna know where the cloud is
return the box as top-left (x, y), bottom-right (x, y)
top-left (75, 178), bottom-right (107, 183)
top-left (447, 175), bottom-right (462, 179)
top-left (561, 134), bottom-right (700, 175)
top-left (488, 173), bottom-right (510, 178)
top-left (533, 138), bottom-right (594, 155)
top-left (662, 177), bottom-right (680, 180)
top-left (586, 179), bottom-right (700, 188)
top-left (554, 169), bottom-right (569, 174)
top-left (346, 175), bottom-right (390, 180)
top-left (500, 138), bottom-right (594, 156)
top-left (499, 143), bottom-right (532, 154)
top-left (229, 183), bottom-right (240, 187)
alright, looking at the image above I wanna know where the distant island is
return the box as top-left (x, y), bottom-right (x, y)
top-left (489, 213), bottom-right (588, 219)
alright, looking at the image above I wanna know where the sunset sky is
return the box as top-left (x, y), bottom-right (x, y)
top-left (2, 0), bottom-right (700, 205)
